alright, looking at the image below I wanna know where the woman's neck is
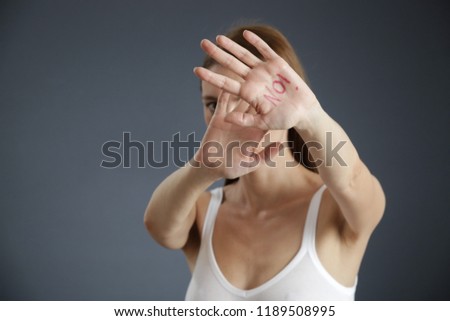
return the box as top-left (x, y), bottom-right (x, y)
top-left (229, 151), bottom-right (322, 211)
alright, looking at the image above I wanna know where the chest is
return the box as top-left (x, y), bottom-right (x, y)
top-left (211, 203), bottom-right (309, 290)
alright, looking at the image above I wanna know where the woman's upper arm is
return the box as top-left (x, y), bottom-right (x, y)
top-left (329, 159), bottom-right (386, 240)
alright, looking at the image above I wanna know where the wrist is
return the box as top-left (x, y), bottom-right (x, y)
top-left (294, 100), bottom-right (324, 134)
top-left (186, 156), bottom-right (223, 183)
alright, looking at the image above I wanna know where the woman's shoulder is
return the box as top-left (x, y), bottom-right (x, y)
top-left (197, 189), bottom-right (213, 216)
top-left (193, 189), bottom-right (215, 237)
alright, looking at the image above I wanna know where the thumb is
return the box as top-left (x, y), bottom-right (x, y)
top-left (214, 91), bottom-right (230, 116)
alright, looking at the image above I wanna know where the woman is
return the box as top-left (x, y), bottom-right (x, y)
top-left (144, 24), bottom-right (385, 300)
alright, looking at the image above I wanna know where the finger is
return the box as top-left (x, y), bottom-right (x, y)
top-left (225, 94), bottom-right (241, 113)
top-left (231, 98), bottom-right (250, 114)
top-left (245, 104), bottom-right (258, 115)
top-left (216, 35), bottom-right (261, 68)
top-left (194, 67), bottom-right (241, 95)
top-left (216, 91), bottom-right (230, 115)
top-left (201, 39), bottom-right (251, 79)
top-left (243, 30), bottom-right (278, 60)
top-left (224, 111), bottom-right (269, 130)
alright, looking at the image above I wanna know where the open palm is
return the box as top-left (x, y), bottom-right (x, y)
top-left (194, 30), bottom-right (319, 131)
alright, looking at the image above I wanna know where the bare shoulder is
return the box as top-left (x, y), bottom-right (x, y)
top-left (315, 187), bottom-right (370, 286)
top-left (195, 190), bottom-right (213, 236)
top-left (316, 188), bottom-right (347, 242)
top-left (317, 187), bottom-right (374, 244)
top-left (182, 190), bottom-right (212, 272)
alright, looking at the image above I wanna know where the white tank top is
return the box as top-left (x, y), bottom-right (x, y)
top-left (185, 185), bottom-right (357, 300)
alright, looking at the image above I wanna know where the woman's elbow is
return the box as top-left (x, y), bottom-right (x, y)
top-left (143, 211), bottom-right (186, 250)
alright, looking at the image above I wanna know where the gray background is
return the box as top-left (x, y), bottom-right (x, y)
top-left (1, 0), bottom-right (449, 300)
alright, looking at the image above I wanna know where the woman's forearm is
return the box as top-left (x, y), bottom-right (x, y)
top-left (144, 162), bottom-right (220, 249)
top-left (294, 102), bottom-right (361, 192)
top-left (294, 102), bottom-right (385, 234)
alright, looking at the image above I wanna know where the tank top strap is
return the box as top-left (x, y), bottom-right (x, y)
top-left (201, 187), bottom-right (223, 239)
top-left (302, 184), bottom-right (327, 250)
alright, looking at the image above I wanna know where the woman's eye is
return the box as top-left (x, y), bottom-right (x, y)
top-left (205, 102), bottom-right (217, 113)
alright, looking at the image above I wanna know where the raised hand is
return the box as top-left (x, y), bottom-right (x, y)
top-left (193, 91), bottom-right (280, 179)
top-left (194, 30), bottom-right (320, 131)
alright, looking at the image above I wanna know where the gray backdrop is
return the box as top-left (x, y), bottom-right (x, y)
top-left (1, 0), bottom-right (449, 300)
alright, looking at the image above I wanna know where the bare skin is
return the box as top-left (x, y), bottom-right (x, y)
top-left (144, 30), bottom-right (385, 290)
